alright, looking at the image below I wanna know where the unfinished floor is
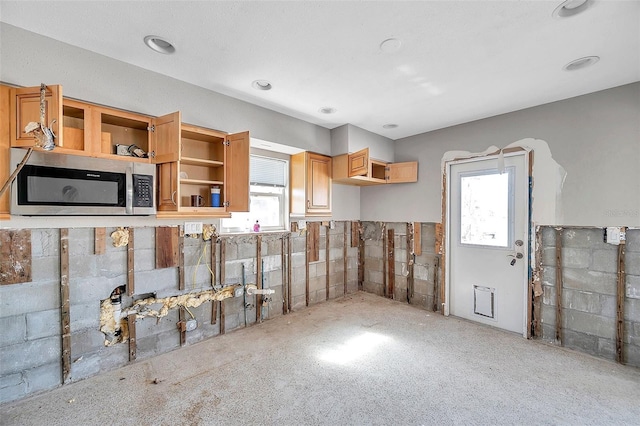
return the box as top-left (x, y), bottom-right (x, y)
top-left (1, 292), bottom-right (639, 426)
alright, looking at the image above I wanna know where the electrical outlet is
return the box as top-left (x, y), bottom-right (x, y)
top-left (184, 222), bottom-right (203, 235)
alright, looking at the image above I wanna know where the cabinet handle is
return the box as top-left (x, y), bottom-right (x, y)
top-left (171, 190), bottom-right (177, 206)
top-left (307, 200), bottom-right (310, 209)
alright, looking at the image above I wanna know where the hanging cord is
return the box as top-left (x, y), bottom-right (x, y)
top-left (0, 148), bottom-right (33, 198)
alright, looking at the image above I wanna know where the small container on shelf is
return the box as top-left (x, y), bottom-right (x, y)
top-left (253, 220), bottom-right (260, 232)
top-left (211, 186), bottom-right (221, 207)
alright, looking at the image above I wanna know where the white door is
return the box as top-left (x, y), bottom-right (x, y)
top-left (445, 152), bottom-right (529, 336)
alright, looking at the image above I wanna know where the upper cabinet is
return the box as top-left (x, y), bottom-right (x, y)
top-left (156, 126), bottom-right (249, 218)
top-left (333, 148), bottom-right (418, 186)
top-left (290, 151), bottom-right (332, 217)
top-left (8, 84), bottom-right (250, 218)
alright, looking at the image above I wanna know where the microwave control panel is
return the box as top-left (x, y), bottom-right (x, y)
top-left (133, 174), bottom-right (154, 207)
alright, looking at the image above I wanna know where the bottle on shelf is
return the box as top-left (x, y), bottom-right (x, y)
top-left (253, 220), bottom-right (260, 232)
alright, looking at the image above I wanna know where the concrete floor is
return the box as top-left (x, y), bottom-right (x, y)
top-left (2, 292), bottom-right (639, 426)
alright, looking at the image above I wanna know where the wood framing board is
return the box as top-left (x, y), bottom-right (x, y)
top-left (60, 229), bottom-right (71, 383)
top-left (282, 236), bottom-right (288, 314)
top-left (128, 313), bottom-right (137, 361)
top-left (382, 223), bottom-right (388, 298)
top-left (343, 222), bottom-right (348, 296)
top-left (220, 300), bottom-right (225, 335)
top-left (211, 237), bottom-right (217, 324)
top-left (407, 223), bottom-right (414, 304)
top-left (532, 226), bottom-right (543, 338)
top-left (358, 228), bottom-right (364, 291)
top-left (155, 226), bottom-right (179, 269)
top-left (555, 228), bottom-right (563, 345)
top-left (0, 229), bottom-right (32, 285)
top-left (433, 256), bottom-right (440, 312)
top-left (179, 307), bottom-right (186, 347)
top-left (256, 235), bottom-right (263, 323)
top-left (287, 234), bottom-right (293, 312)
top-left (413, 222), bottom-right (422, 256)
top-left (326, 226), bottom-right (330, 301)
top-left (387, 228), bottom-right (395, 299)
top-left (178, 229), bottom-right (185, 291)
top-left (127, 228), bottom-right (135, 297)
top-left (220, 238), bottom-right (226, 285)
top-left (616, 230), bottom-right (626, 364)
top-left (305, 227), bottom-right (311, 307)
top-left (94, 228), bottom-right (106, 255)
top-left (308, 222), bottom-right (320, 262)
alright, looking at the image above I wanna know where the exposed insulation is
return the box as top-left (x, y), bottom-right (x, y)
top-left (99, 285), bottom-right (241, 346)
top-left (111, 227), bottom-right (129, 247)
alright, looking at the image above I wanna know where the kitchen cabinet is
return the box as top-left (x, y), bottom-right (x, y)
top-left (155, 125), bottom-right (249, 218)
top-left (9, 84), bottom-right (250, 218)
top-left (290, 151), bottom-right (332, 217)
top-left (1, 85), bottom-right (11, 219)
top-left (333, 147), bottom-right (418, 186)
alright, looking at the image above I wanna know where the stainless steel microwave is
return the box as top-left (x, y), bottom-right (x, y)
top-left (10, 148), bottom-right (156, 216)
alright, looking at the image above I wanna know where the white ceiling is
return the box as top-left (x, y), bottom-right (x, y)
top-left (1, 1), bottom-right (639, 140)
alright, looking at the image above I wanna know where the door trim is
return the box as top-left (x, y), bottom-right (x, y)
top-left (443, 150), bottom-right (531, 337)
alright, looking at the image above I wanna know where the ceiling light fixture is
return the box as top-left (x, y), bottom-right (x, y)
top-left (252, 80), bottom-right (272, 91)
top-left (563, 56), bottom-right (600, 71)
top-left (319, 107), bottom-right (336, 114)
top-left (380, 38), bottom-right (402, 53)
top-left (382, 124), bottom-right (398, 129)
top-left (143, 35), bottom-right (176, 54)
top-left (552, 0), bottom-right (592, 18)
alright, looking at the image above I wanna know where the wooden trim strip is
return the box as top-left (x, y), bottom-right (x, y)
top-left (383, 224), bottom-right (387, 297)
top-left (555, 228), bottom-right (563, 345)
top-left (616, 228), bottom-right (626, 364)
top-left (306, 226), bottom-right (310, 306)
top-left (220, 301), bottom-right (225, 335)
top-left (326, 226), bottom-right (330, 301)
top-left (388, 228), bottom-right (395, 299)
top-left (282, 235), bottom-right (288, 314)
top-left (94, 227), bottom-right (106, 255)
top-left (287, 234), bottom-right (292, 312)
top-left (128, 313), bottom-right (137, 361)
top-left (211, 237), bottom-right (217, 324)
top-left (406, 223), bottom-right (413, 304)
top-left (358, 222), bottom-right (364, 291)
top-left (533, 226), bottom-right (543, 338)
top-left (257, 235), bottom-right (263, 323)
top-left (127, 228), bottom-right (135, 296)
top-left (178, 228), bottom-right (185, 291)
top-left (178, 307), bottom-right (186, 347)
top-left (343, 222), bottom-right (348, 296)
top-left (60, 229), bottom-right (71, 383)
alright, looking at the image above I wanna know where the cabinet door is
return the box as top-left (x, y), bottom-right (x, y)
top-left (0, 85), bottom-right (10, 218)
top-left (157, 162), bottom-right (179, 212)
top-left (224, 131), bottom-right (250, 212)
top-left (348, 148), bottom-right (369, 177)
top-left (307, 153), bottom-right (332, 214)
top-left (151, 111), bottom-right (180, 163)
top-left (386, 161), bottom-right (418, 183)
top-left (10, 85), bottom-right (63, 148)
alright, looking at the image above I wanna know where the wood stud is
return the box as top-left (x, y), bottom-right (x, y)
top-left (555, 228), bottom-right (563, 346)
top-left (533, 226), bottom-right (543, 338)
top-left (127, 313), bottom-right (137, 361)
top-left (211, 236), bottom-right (217, 325)
top-left (178, 228), bottom-right (185, 291)
top-left (59, 229), bottom-right (71, 383)
top-left (0, 230), bottom-right (32, 285)
top-left (326, 226), bottom-right (330, 301)
top-left (220, 238), bottom-right (226, 335)
top-left (343, 222), bottom-right (348, 296)
top-left (387, 228), bottom-right (395, 299)
top-left (256, 235), bottom-right (263, 323)
top-left (127, 228), bottom-right (135, 296)
top-left (287, 234), bottom-right (293, 312)
top-left (406, 223), bottom-right (414, 304)
top-left (94, 227), bottom-right (106, 255)
top-left (616, 228), bottom-right (626, 364)
top-left (155, 226), bottom-right (179, 269)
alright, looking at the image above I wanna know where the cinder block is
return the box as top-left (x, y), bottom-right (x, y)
top-left (414, 264), bottom-right (430, 281)
top-left (0, 371), bottom-right (24, 391)
top-left (237, 241), bottom-right (259, 260)
top-left (561, 248), bottom-right (591, 269)
top-left (133, 227), bottom-right (155, 250)
top-left (0, 314), bottom-right (26, 345)
top-left (71, 328), bottom-right (106, 355)
top-left (97, 343), bottom-right (129, 372)
top-left (542, 247), bottom-right (556, 267)
top-left (626, 298), bottom-right (640, 323)
top-left (291, 235), bottom-right (306, 254)
top-left (292, 295), bottom-right (306, 311)
top-left (68, 254), bottom-right (98, 278)
top-left (540, 324), bottom-right (556, 342)
top-left (562, 228), bottom-right (607, 249)
top-left (564, 309), bottom-right (615, 339)
top-left (26, 309), bottom-right (59, 340)
top-left (540, 304), bottom-right (556, 328)
top-left (223, 239), bottom-right (238, 261)
top-left (366, 258), bottom-right (384, 273)
top-left (69, 352), bottom-right (101, 382)
top-left (624, 343), bottom-right (640, 368)
top-left (562, 288), bottom-right (602, 316)
top-left (290, 252), bottom-right (306, 268)
top-left (626, 275), bottom-right (640, 300)
top-left (563, 329), bottom-right (599, 356)
top-left (421, 223), bottom-right (436, 254)
top-left (97, 251), bottom-right (127, 278)
top-left (24, 362), bottom-right (61, 395)
top-left (31, 229), bottom-right (59, 257)
top-left (591, 249), bottom-right (618, 273)
top-left (30, 254), bottom-right (60, 282)
top-left (541, 227), bottom-right (556, 248)
top-left (133, 248), bottom-right (156, 272)
top-left (542, 284), bottom-right (556, 306)
top-left (0, 336), bottom-right (61, 374)
top-left (563, 268), bottom-right (616, 295)
top-left (68, 228), bottom-right (94, 255)
top-left (626, 252), bottom-right (640, 276)
top-left (365, 244), bottom-right (383, 259)
top-left (0, 281), bottom-right (60, 317)
top-left (310, 276), bottom-right (325, 293)
top-left (625, 229), bottom-right (640, 253)
top-left (597, 338), bottom-right (616, 360)
top-left (134, 268), bottom-right (178, 297)
top-left (70, 276), bottom-right (123, 305)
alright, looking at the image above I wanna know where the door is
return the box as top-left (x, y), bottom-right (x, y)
top-left (386, 161), bottom-right (418, 183)
top-left (10, 85), bottom-right (63, 148)
top-left (224, 131), bottom-right (250, 212)
top-left (307, 153), bottom-right (332, 215)
top-left (150, 111), bottom-right (180, 163)
top-left (348, 148), bottom-right (369, 177)
top-left (446, 152), bottom-right (529, 335)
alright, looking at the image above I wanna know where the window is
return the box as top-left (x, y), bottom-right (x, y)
top-left (221, 154), bottom-right (288, 232)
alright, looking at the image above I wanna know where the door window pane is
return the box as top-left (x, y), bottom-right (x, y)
top-left (459, 169), bottom-right (512, 247)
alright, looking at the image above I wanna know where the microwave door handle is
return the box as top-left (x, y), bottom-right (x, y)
top-left (126, 167), bottom-right (133, 214)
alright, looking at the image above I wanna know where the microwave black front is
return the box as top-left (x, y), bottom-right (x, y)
top-left (10, 148), bottom-right (156, 216)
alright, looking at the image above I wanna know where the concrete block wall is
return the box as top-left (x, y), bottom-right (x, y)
top-left (539, 227), bottom-right (640, 367)
top-left (362, 222), bottom-right (440, 311)
top-left (0, 222), bottom-right (359, 403)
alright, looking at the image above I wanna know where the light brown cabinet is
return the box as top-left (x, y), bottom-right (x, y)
top-left (156, 124), bottom-right (249, 218)
top-left (8, 84), bottom-right (250, 218)
top-left (1, 85), bottom-right (11, 219)
top-left (333, 147), bottom-right (418, 186)
top-left (290, 151), bottom-right (332, 217)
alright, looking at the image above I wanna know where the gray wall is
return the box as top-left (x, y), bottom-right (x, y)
top-left (362, 83), bottom-right (640, 226)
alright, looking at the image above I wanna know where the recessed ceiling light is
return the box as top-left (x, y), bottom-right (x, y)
top-left (563, 56), bottom-right (600, 71)
top-left (143, 35), bottom-right (175, 54)
top-left (380, 38), bottom-right (402, 53)
top-left (382, 124), bottom-right (398, 129)
top-left (252, 80), bottom-right (272, 91)
top-left (552, 0), bottom-right (592, 18)
top-left (319, 107), bottom-right (336, 114)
